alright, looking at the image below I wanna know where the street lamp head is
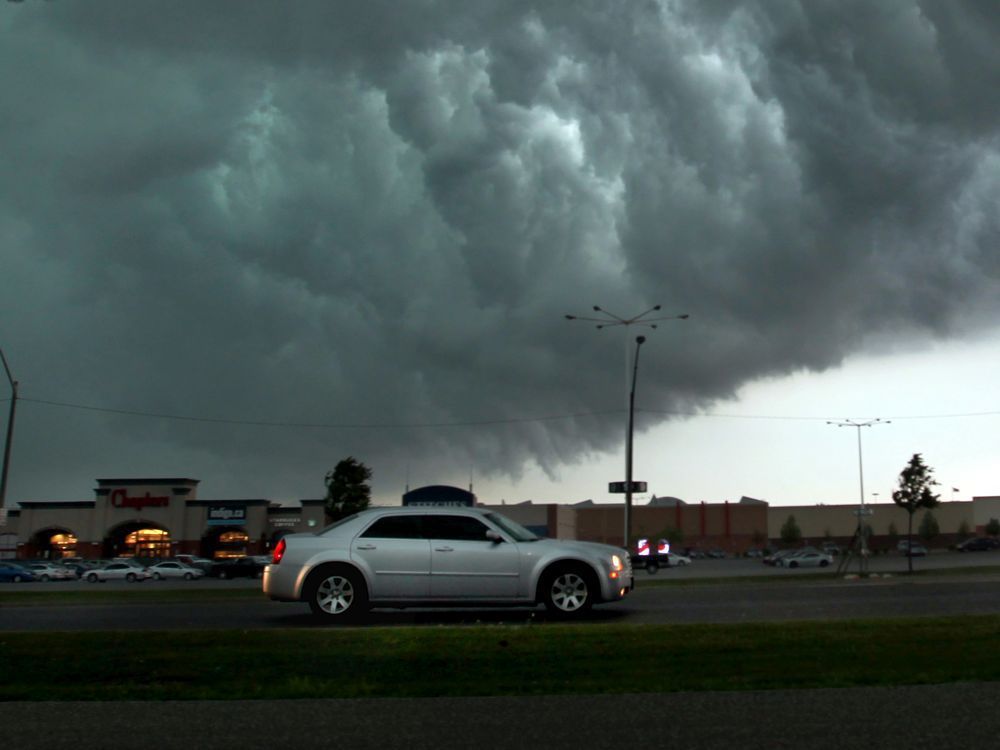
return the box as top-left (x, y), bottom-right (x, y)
top-left (593, 305), bottom-right (602, 312)
top-left (678, 314), bottom-right (690, 319)
top-left (653, 305), bottom-right (661, 311)
top-left (564, 315), bottom-right (575, 320)
top-left (636, 335), bottom-right (646, 344)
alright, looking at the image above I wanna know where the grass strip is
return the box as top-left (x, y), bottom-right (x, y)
top-left (2, 615), bottom-right (999, 701)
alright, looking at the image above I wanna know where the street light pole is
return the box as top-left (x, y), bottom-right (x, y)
top-left (624, 335), bottom-right (646, 550)
top-left (0, 348), bottom-right (18, 511)
top-left (565, 306), bottom-right (689, 548)
top-left (827, 418), bottom-right (890, 574)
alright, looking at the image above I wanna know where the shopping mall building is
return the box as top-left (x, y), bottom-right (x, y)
top-left (1, 476), bottom-right (998, 560)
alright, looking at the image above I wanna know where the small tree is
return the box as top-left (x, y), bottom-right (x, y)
top-left (891, 453), bottom-right (940, 573)
top-left (918, 511), bottom-right (940, 545)
top-left (324, 456), bottom-right (373, 523)
top-left (986, 519), bottom-right (1000, 538)
top-left (780, 515), bottom-right (802, 546)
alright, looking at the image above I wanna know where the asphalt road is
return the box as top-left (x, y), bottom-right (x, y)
top-left (5, 557), bottom-right (1000, 749)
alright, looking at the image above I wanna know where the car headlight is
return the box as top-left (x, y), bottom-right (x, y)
top-left (610, 555), bottom-right (624, 578)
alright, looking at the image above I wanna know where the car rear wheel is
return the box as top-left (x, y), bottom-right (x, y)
top-left (645, 561), bottom-right (658, 574)
top-left (306, 565), bottom-right (368, 621)
top-left (184, 572), bottom-right (193, 580)
top-left (218, 570), bottom-right (228, 579)
top-left (126, 572), bottom-right (136, 582)
top-left (541, 565), bottom-right (595, 618)
top-left (40, 574), bottom-right (50, 582)
top-left (87, 572), bottom-right (99, 583)
top-left (153, 572), bottom-right (162, 580)
top-left (820, 560), bottom-right (829, 567)
top-left (13, 574), bottom-right (23, 583)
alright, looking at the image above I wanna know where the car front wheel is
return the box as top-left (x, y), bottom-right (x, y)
top-left (153, 573), bottom-right (162, 580)
top-left (789, 561), bottom-right (799, 568)
top-left (306, 565), bottom-right (368, 621)
top-left (126, 572), bottom-right (136, 582)
top-left (541, 565), bottom-right (595, 618)
top-left (645, 561), bottom-right (658, 574)
top-left (87, 573), bottom-right (99, 583)
top-left (184, 572), bottom-right (193, 580)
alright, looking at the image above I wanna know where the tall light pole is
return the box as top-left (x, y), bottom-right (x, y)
top-left (0, 347), bottom-right (17, 511)
top-left (827, 417), bottom-right (890, 574)
top-left (565, 305), bottom-right (689, 548)
top-left (624, 335), bottom-right (646, 550)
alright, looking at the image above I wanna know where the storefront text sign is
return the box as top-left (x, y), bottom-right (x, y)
top-left (208, 506), bottom-right (247, 525)
top-left (110, 489), bottom-right (169, 509)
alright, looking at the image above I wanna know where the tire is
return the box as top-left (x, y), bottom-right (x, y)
top-left (40, 575), bottom-right (50, 582)
top-left (126, 572), bottom-right (136, 582)
top-left (645, 560), bottom-right (659, 574)
top-left (540, 564), bottom-right (595, 618)
top-left (13, 575), bottom-right (23, 583)
top-left (820, 560), bottom-right (829, 568)
top-left (218, 570), bottom-right (228, 579)
top-left (153, 573), bottom-right (163, 580)
top-left (789, 561), bottom-right (799, 569)
top-left (183, 572), bottom-right (193, 580)
top-left (305, 565), bottom-right (369, 621)
top-left (87, 573), bottom-right (99, 583)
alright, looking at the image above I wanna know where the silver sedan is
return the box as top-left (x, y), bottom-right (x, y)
top-left (263, 507), bottom-right (633, 621)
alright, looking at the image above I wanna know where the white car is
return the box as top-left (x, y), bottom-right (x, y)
top-left (85, 562), bottom-right (152, 583)
top-left (779, 550), bottom-right (833, 568)
top-left (147, 561), bottom-right (205, 580)
top-left (264, 507), bottom-right (634, 621)
top-left (26, 563), bottom-right (76, 581)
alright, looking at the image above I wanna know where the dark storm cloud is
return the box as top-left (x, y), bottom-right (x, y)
top-left (1, 0), bottom-right (998, 500)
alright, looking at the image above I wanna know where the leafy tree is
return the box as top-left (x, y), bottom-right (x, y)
top-left (780, 515), bottom-right (802, 545)
top-left (324, 456), bottom-right (373, 523)
top-left (891, 453), bottom-right (940, 573)
top-left (986, 519), bottom-right (1000, 538)
top-left (918, 511), bottom-right (940, 544)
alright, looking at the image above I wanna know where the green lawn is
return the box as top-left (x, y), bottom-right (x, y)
top-left (2, 616), bottom-right (999, 701)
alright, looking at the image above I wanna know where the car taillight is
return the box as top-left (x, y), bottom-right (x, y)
top-left (272, 538), bottom-right (286, 565)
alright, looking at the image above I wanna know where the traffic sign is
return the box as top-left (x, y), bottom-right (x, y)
top-left (609, 481), bottom-right (647, 494)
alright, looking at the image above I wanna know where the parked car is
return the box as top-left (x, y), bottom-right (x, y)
top-left (264, 507), bottom-right (634, 621)
top-left (0, 562), bottom-right (36, 583)
top-left (902, 543), bottom-right (928, 557)
top-left (779, 549), bottom-right (833, 568)
top-left (763, 549), bottom-right (796, 566)
top-left (147, 561), bottom-right (205, 580)
top-left (85, 562), bottom-right (152, 583)
top-left (955, 537), bottom-right (999, 552)
top-left (820, 543), bottom-right (842, 556)
top-left (175, 554), bottom-right (215, 572)
top-left (26, 562), bottom-right (76, 581)
top-left (209, 557), bottom-right (266, 579)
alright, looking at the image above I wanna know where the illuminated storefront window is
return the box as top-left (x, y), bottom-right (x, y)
top-left (50, 533), bottom-right (78, 558)
top-left (214, 529), bottom-right (249, 559)
top-left (123, 528), bottom-right (171, 558)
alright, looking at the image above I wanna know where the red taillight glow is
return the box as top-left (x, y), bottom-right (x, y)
top-left (272, 538), bottom-right (286, 565)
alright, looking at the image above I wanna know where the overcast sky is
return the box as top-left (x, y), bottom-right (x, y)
top-left (1, 1), bottom-right (998, 508)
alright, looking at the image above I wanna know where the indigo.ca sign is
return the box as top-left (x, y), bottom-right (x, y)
top-left (207, 506), bottom-right (247, 526)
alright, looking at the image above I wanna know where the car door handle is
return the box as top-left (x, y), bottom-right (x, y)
top-left (434, 546), bottom-right (454, 552)
top-left (355, 544), bottom-right (377, 550)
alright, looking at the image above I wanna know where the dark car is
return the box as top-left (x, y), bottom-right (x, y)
top-left (0, 562), bottom-right (37, 583)
top-left (955, 537), bottom-right (999, 552)
top-left (208, 557), bottom-right (265, 579)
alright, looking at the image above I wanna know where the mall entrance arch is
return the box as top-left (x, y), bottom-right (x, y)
top-left (29, 527), bottom-right (78, 559)
top-left (202, 526), bottom-right (249, 559)
top-left (103, 521), bottom-right (171, 560)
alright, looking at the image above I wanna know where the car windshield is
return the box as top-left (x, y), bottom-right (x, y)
top-left (484, 512), bottom-right (539, 542)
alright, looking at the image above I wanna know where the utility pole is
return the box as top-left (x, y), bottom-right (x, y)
top-left (565, 306), bottom-right (688, 548)
top-left (828, 418), bottom-right (890, 575)
top-left (0, 347), bottom-right (18, 511)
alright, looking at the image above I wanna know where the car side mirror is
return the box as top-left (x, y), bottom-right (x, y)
top-left (485, 530), bottom-right (503, 544)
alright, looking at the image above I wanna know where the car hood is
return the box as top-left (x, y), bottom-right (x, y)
top-left (531, 538), bottom-right (627, 558)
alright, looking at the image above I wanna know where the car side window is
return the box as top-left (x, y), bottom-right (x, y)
top-left (360, 515), bottom-right (424, 539)
top-left (423, 515), bottom-right (491, 541)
